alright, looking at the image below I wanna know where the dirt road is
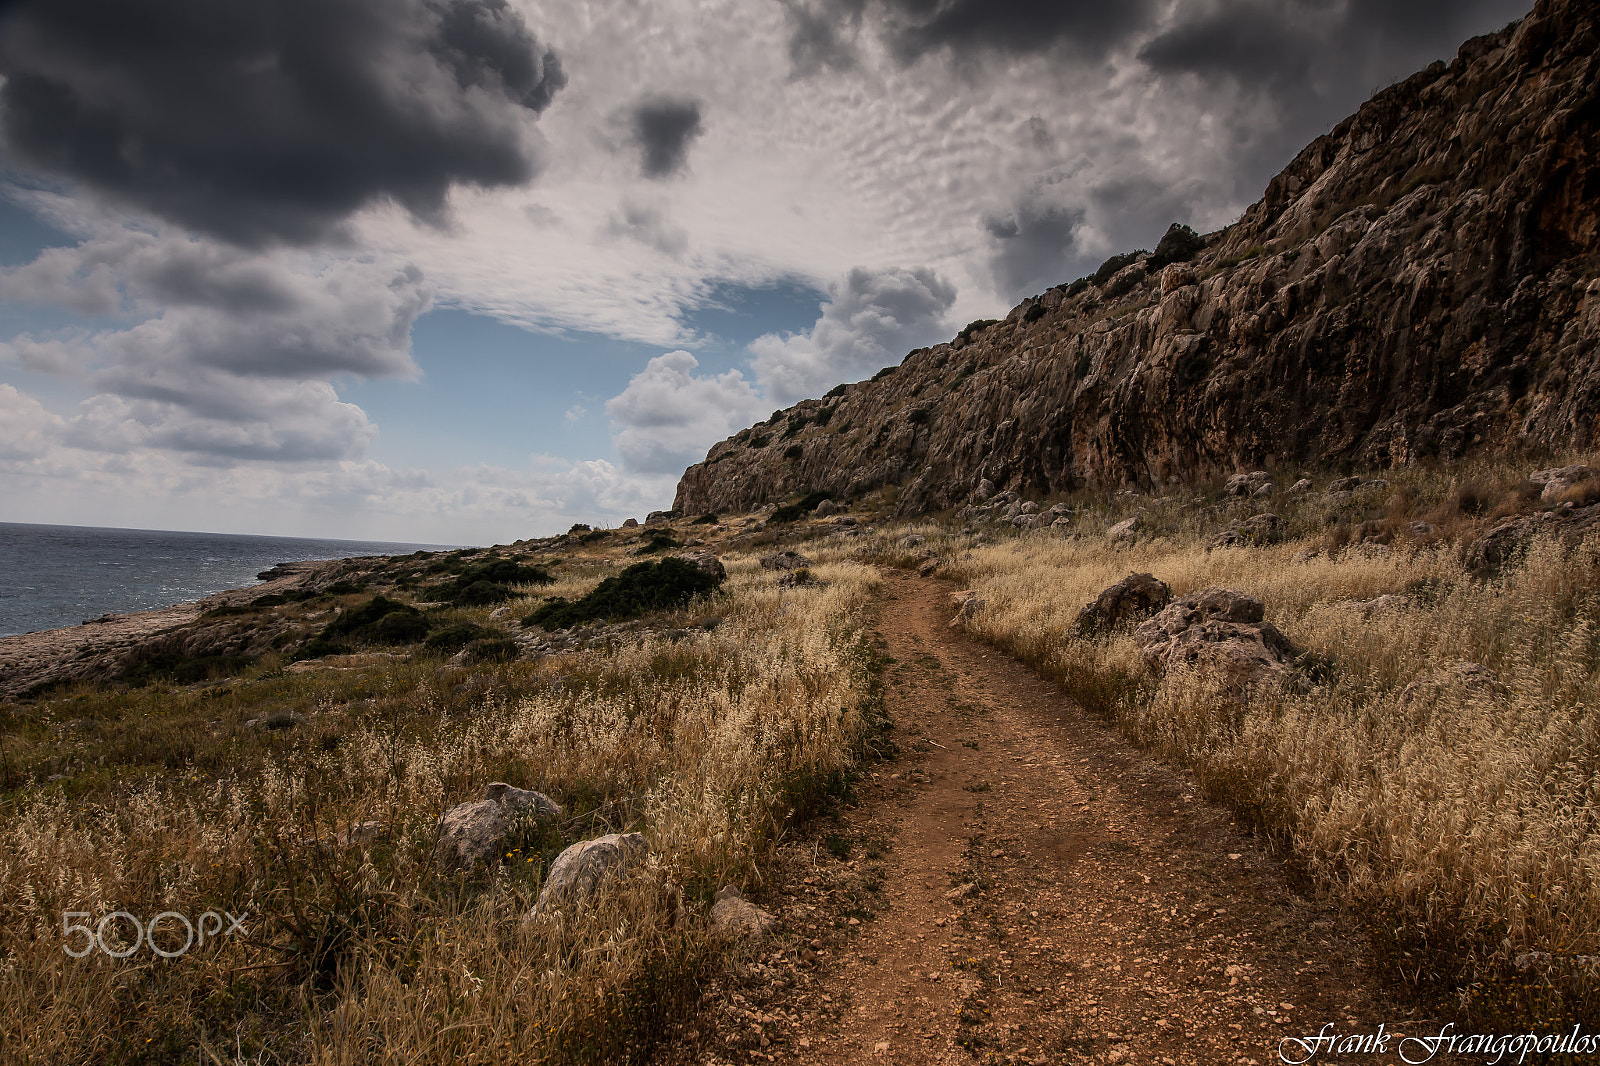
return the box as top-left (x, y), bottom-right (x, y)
top-left (693, 570), bottom-right (1440, 1065)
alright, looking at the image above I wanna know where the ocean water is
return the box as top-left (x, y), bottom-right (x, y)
top-left (0, 522), bottom-right (464, 638)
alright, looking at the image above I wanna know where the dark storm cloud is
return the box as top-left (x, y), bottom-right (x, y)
top-left (983, 202), bottom-right (1085, 300)
top-left (0, 0), bottom-right (566, 247)
top-left (630, 97), bottom-right (704, 180)
top-left (778, 0), bottom-right (868, 75)
top-left (1139, 0), bottom-right (1531, 92)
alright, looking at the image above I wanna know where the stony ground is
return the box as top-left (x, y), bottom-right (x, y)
top-left (668, 570), bottom-right (1456, 1065)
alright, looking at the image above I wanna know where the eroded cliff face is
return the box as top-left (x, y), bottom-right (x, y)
top-left (676, 0), bottom-right (1600, 518)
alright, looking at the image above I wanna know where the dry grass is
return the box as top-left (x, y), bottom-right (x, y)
top-left (0, 549), bottom-right (882, 1065)
top-left (922, 456), bottom-right (1600, 1026)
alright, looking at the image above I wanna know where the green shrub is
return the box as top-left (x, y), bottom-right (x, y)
top-left (569, 523), bottom-right (591, 533)
top-left (770, 490), bottom-right (834, 523)
top-left (1092, 250), bottom-right (1145, 287)
top-left (637, 529), bottom-right (683, 554)
top-left (1102, 263), bottom-right (1146, 298)
top-left (906, 407), bottom-right (930, 425)
top-left (426, 559), bottom-right (554, 605)
top-left (524, 558), bottom-right (724, 629)
top-left (465, 638), bottom-right (520, 664)
top-left (871, 365), bottom-right (898, 381)
top-left (424, 622), bottom-right (506, 655)
top-left (825, 382), bottom-right (848, 398)
top-left (784, 444), bottom-right (804, 460)
top-left (812, 405), bottom-right (834, 426)
top-left (691, 513), bottom-right (719, 525)
top-left (1022, 301), bottom-right (1046, 324)
top-left (1066, 277), bottom-right (1089, 297)
top-left (1146, 222), bottom-right (1204, 270)
top-left (373, 610), bottom-right (430, 644)
top-left (323, 596), bottom-right (419, 639)
top-left (957, 318), bottom-right (1000, 344)
top-left (749, 434), bottom-right (771, 449)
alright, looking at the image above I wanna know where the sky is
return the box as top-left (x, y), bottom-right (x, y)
top-left (0, 0), bottom-right (1532, 545)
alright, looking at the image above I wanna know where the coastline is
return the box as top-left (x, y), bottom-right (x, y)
top-left (0, 559), bottom-right (338, 701)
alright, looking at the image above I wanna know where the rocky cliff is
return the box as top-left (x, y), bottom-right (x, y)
top-left (676, 0), bottom-right (1600, 517)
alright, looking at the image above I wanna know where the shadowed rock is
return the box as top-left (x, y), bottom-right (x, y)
top-left (1075, 573), bottom-right (1172, 635)
top-left (1134, 588), bottom-right (1299, 688)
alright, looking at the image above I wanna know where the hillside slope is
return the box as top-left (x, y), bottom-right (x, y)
top-left (676, 0), bottom-right (1600, 517)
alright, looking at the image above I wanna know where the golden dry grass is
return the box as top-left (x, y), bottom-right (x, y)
top-left (0, 551), bottom-right (882, 1064)
top-left (915, 459), bottom-right (1600, 1026)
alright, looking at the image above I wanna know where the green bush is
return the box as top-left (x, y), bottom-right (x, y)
top-left (749, 434), bottom-right (771, 449)
top-left (906, 407), bottom-right (930, 425)
top-left (426, 558), bottom-right (554, 605)
top-left (770, 490), bottom-right (834, 523)
top-left (957, 318), bottom-right (999, 344)
top-left (569, 523), bottom-right (591, 533)
top-left (784, 444), bottom-right (804, 460)
top-left (691, 513), bottom-right (719, 525)
top-left (1092, 250), bottom-right (1145, 287)
top-left (825, 383), bottom-right (849, 398)
top-left (1022, 301), bottom-right (1046, 324)
top-left (424, 622), bottom-right (506, 655)
top-left (1146, 222), bottom-right (1204, 270)
top-left (637, 529), bottom-right (683, 554)
top-left (465, 638), bottom-right (520, 664)
top-left (323, 596), bottom-right (420, 639)
top-left (1066, 278), bottom-right (1089, 297)
top-left (373, 609), bottom-right (430, 644)
top-left (871, 365), bottom-right (898, 381)
top-left (524, 558), bottom-right (724, 629)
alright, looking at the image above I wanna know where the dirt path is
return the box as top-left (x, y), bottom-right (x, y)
top-left (725, 570), bottom-right (1437, 1066)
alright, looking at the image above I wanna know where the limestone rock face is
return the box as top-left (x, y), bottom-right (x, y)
top-left (1134, 589), bottom-right (1299, 688)
top-left (531, 832), bottom-right (649, 917)
top-left (675, 0), bottom-right (1600, 517)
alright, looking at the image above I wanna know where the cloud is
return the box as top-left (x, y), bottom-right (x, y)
top-left (0, 0), bottom-right (566, 246)
top-left (605, 350), bottom-right (765, 475)
top-left (629, 96), bottom-right (705, 179)
top-left (875, 0), bottom-right (1158, 62)
top-left (603, 201), bottom-right (689, 257)
top-left (749, 266), bottom-right (956, 404)
top-left (778, 0), bottom-right (868, 75)
top-left (0, 383), bottom-right (65, 459)
top-left (983, 200), bottom-right (1087, 300)
top-left (1, 232), bottom-right (431, 462)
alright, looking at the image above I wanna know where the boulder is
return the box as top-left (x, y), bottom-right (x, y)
top-left (1225, 471), bottom-right (1273, 497)
top-left (1328, 477), bottom-right (1362, 493)
top-left (435, 783), bottom-right (564, 871)
top-left (814, 498), bottom-right (841, 516)
top-left (1133, 588), bottom-right (1298, 688)
top-left (1208, 513), bottom-right (1283, 550)
top-left (972, 478), bottom-right (994, 501)
top-left (530, 832), bottom-right (649, 917)
top-left (1530, 464), bottom-right (1597, 501)
top-left (1106, 516), bottom-right (1143, 542)
top-left (1288, 478), bottom-right (1314, 494)
top-left (1075, 573), bottom-right (1172, 635)
top-left (709, 885), bottom-right (775, 940)
top-left (949, 590), bottom-right (985, 624)
top-left (917, 558), bottom-right (942, 577)
top-left (675, 551), bottom-right (727, 579)
top-left (622, 518), bottom-right (640, 528)
top-left (760, 550), bottom-right (813, 571)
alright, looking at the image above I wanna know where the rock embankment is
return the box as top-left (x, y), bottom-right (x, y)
top-left (676, 0), bottom-right (1600, 517)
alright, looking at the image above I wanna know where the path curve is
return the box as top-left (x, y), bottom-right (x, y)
top-left (780, 570), bottom-right (1421, 1065)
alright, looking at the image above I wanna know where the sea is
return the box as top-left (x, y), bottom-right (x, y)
top-left (0, 521), bottom-right (465, 638)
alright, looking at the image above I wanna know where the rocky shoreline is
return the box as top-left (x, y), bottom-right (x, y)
top-left (0, 560), bottom-right (338, 701)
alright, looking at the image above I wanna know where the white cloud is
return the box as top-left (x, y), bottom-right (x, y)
top-left (605, 350), bottom-right (766, 475)
top-left (0, 384), bottom-right (65, 459)
top-left (749, 266), bottom-right (956, 404)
